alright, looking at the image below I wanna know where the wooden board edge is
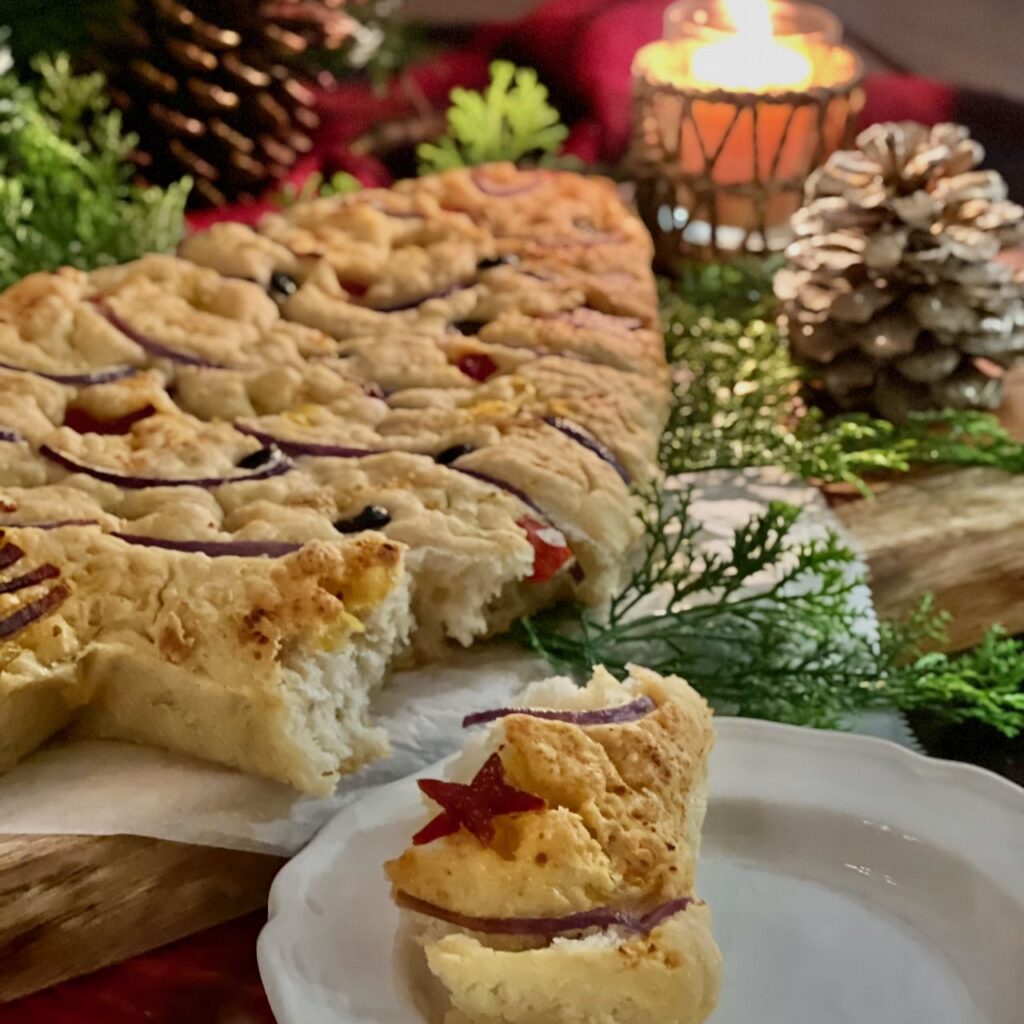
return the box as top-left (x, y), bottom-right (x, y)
top-left (0, 833), bottom-right (285, 1003)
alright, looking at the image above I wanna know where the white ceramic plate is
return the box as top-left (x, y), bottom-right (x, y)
top-left (258, 719), bottom-right (1024, 1024)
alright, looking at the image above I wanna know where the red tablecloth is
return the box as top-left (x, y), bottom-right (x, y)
top-left (0, 915), bottom-right (271, 1024)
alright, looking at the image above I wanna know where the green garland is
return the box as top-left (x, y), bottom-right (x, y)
top-left (417, 61), bottom-right (569, 174)
top-left (660, 261), bottom-right (1024, 493)
top-left (0, 55), bottom-right (190, 289)
top-left (521, 259), bottom-right (1024, 735)
top-left (519, 489), bottom-right (1024, 736)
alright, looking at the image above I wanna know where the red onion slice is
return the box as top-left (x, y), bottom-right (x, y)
top-left (463, 695), bottom-right (656, 729)
top-left (395, 892), bottom-right (697, 937)
top-left (0, 564), bottom-right (60, 595)
top-left (111, 533), bottom-right (302, 558)
top-left (543, 416), bottom-right (629, 482)
top-left (96, 301), bottom-right (229, 368)
top-left (0, 543), bottom-right (25, 571)
top-left (40, 443), bottom-right (293, 489)
top-left (449, 467), bottom-right (544, 516)
top-left (1, 428), bottom-right (23, 443)
top-left (0, 359), bottom-right (138, 386)
top-left (235, 424), bottom-right (380, 458)
top-left (471, 169), bottom-right (542, 197)
top-left (64, 404), bottom-right (157, 436)
top-left (0, 582), bottom-right (70, 640)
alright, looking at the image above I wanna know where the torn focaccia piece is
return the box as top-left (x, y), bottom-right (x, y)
top-left (385, 664), bottom-right (721, 1024)
top-left (3, 408), bottom-right (603, 656)
top-left (213, 454), bottom-right (572, 653)
top-left (0, 524), bottom-right (412, 793)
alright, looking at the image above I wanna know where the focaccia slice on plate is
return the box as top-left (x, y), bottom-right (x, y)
top-left (0, 524), bottom-right (411, 793)
top-left (385, 664), bottom-right (721, 1024)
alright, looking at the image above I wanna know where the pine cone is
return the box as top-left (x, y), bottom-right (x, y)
top-left (95, 0), bottom-right (359, 207)
top-left (776, 122), bottom-right (1024, 420)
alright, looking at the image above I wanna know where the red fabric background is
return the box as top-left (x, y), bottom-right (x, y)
top-left (190, 0), bottom-right (956, 229)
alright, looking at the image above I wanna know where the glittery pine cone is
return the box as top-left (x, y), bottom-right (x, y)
top-left (775, 121), bottom-right (1024, 420)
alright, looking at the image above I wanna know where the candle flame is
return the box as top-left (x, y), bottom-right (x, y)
top-left (722, 0), bottom-right (774, 39)
top-left (690, 0), bottom-right (814, 92)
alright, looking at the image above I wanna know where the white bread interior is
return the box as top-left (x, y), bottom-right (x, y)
top-left (73, 565), bottom-right (412, 795)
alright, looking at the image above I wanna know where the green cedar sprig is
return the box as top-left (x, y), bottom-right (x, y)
top-left (417, 61), bottom-right (569, 173)
top-left (659, 262), bottom-right (1024, 493)
top-left (518, 488), bottom-right (1024, 736)
top-left (0, 54), bottom-right (190, 289)
top-left (273, 170), bottom-right (362, 208)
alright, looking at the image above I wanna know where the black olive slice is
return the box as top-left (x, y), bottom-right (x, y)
top-left (435, 443), bottom-right (474, 465)
top-left (269, 271), bottom-right (299, 298)
top-left (237, 446), bottom-right (276, 470)
top-left (333, 505), bottom-right (392, 533)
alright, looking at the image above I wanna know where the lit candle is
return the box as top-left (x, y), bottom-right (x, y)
top-left (689, 0), bottom-right (813, 92)
top-left (630, 0), bottom-right (863, 258)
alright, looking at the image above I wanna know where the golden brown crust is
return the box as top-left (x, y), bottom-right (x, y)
top-left (0, 525), bottom-right (407, 790)
top-left (385, 666), bottom-right (713, 918)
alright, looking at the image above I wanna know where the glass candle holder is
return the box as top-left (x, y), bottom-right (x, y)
top-left (629, 0), bottom-right (864, 264)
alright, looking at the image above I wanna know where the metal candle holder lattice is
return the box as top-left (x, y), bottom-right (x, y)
top-left (628, 6), bottom-right (864, 265)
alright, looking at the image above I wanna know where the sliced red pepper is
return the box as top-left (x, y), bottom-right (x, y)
top-left (455, 353), bottom-right (498, 382)
top-left (64, 403), bottom-right (157, 436)
top-left (518, 516), bottom-right (573, 583)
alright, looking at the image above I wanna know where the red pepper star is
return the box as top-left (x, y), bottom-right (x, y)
top-left (413, 752), bottom-right (546, 846)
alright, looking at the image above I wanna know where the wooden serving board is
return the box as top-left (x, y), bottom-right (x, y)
top-left (0, 834), bottom-right (283, 1002)
top-left (825, 369), bottom-right (1024, 653)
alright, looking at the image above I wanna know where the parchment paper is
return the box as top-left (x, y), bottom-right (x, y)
top-left (0, 468), bottom-right (912, 856)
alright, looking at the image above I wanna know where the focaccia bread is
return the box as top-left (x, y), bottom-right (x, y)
top-left (0, 164), bottom-right (669, 790)
top-left (2, 368), bottom-right (640, 651)
top-left (0, 524), bottom-right (410, 793)
top-left (385, 665), bottom-right (721, 1024)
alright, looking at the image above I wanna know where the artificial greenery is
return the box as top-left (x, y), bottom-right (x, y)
top-left (417, 61), bottom-right (569, 173)
top-left (519, 488), bottom-right (1024, 736)
top-left (661, 261), bottom-right (1024, 494)
top-left (518, 258), bottom-right (1024, 737)
top-left (273, 170), bottom-right (362, 208)
top-left (0, 54), bottom-right (190, 289)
